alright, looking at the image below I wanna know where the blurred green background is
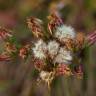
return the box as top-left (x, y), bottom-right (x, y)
top-left (0, 0), bottom-right (96, 96)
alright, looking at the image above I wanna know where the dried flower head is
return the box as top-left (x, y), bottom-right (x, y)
top-left (73, 65), bottom-right (83, 79)
top-left (0, 27), bottom-right (12, 40)
top-left (40, 71), bottom-right (55, 88)
top-left (5, 42), bottom-right (16, 54)
top-left (86, 31), bottom-right (96, 46)
top-left (48, 12), bottom-right (63, 34)
top-left (34, 59), bottom-right (45, 71)
top-left (64, 39), bottom-right (75, 50)
top-left (75, 32), bottom-right (85, 49)
top-left (27, 17), bottom-right (44, 38)
top-left (56, 64), bottom-right (72, 76)
top-left (19, 44), bottom-right (31, 59)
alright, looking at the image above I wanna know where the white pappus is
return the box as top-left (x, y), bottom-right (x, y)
top-left (47, 40), bottom-right (59, 58)
top-left (55, 25), bottom-right (76, 42)
top-left (54, 47), bottom-right (73, 64)
top-left (33, 39), bottom-right (47, 59)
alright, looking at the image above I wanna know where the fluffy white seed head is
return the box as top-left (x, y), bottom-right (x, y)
top-left (54, 47), bottom-right (73, 64)
top-left (47, 40), bottom-right (59, 58)
top-left (33, 39), bottom-right (47, 59)
top-left (40, 71), bottom-right (54, 84)
top-left (55, 25), bottom-right (76, 42)
top-left (40, 71), bottom-right (52, 83)
top-left (40, 71), bottom-right (48, 80)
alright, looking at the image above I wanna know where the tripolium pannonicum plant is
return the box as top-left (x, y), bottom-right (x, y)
top-left (0, 13), bottom-right (96, 89)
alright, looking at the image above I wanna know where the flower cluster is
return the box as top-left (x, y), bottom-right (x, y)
top-left (0, 27), bottom-right (31, 61)
top-left (0, 13), bottom-right (96, 88)
top-left (27, 13), bottom-right (96, 87)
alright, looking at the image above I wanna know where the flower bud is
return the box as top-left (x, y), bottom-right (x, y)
top-left (48, 12), bottom-right (63, 35)
top-left (0, 54), bottom-right (11, 61)
top-left (86, 31), bottom-right (96, 46)
top-left (27, 17), bottom-right (44, 38)
top-left (0, 27), bottom-right (12, 40)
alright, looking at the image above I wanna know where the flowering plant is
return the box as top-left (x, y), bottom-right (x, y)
top-left (0, 13), bottom-right (96, 89)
